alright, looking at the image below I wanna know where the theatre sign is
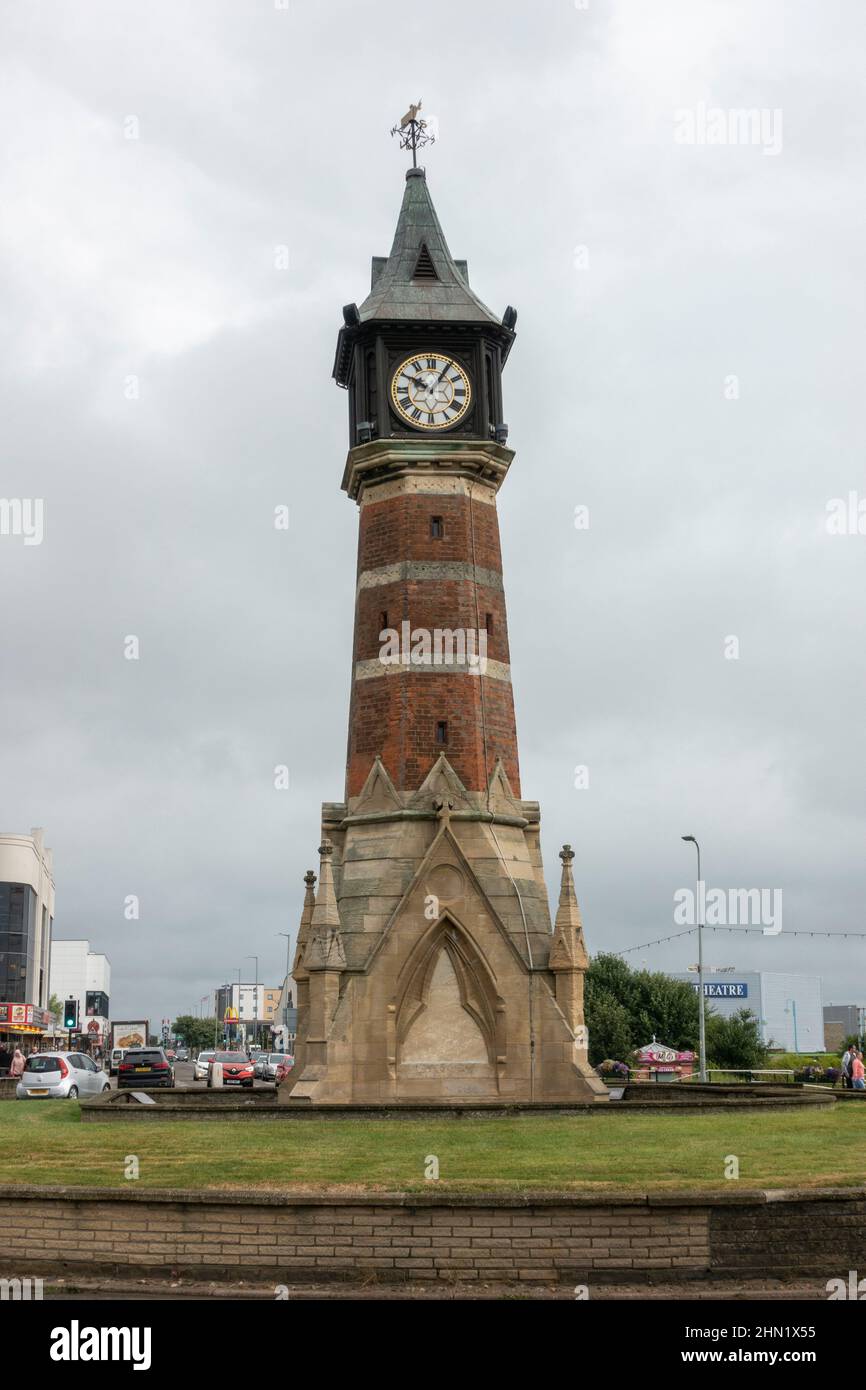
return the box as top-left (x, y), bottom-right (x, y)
top-left (692, 982), bottom-right (749, 999)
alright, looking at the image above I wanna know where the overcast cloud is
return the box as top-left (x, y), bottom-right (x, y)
top-left (1, 0), bottom-right (864, 1033)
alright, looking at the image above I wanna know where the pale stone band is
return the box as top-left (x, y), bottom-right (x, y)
top-left (358, 561), bottom-right (503, 592)
top-left (359, 475), bottom-right (498, 507)
top-left (354, 657), bottom-right (512, 683)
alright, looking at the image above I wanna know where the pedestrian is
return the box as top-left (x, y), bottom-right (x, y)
top-left (9, 1047), bottom-right (25, 1079)
top-left (0, 1046), bottom-right (10, 1077)
top-left (841, 1045), bottom-right (853, 1089)
top-left (852, 1049), bottom-right (866, 1091)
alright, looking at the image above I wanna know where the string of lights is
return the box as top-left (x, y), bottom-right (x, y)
top-left (611, 924), bottom-right (866, 957)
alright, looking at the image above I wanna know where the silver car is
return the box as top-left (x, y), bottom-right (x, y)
top-left (193, 1050), bottom-right (215, 1081)
top-left (261, 1052), bottom-right (291, 1082)
top-left (17, 1052), bottom-right (110, 1101)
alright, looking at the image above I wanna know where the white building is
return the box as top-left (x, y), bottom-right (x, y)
top-left (49, 940), bottom-right (111, 1047)
top-left (669, 970), bottom-right (825, 1052)
top-left (0, 828), bottom-right (55, 1041)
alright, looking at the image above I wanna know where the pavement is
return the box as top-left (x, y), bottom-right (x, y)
top-left (39, 1275), bottom-right (834, 1301)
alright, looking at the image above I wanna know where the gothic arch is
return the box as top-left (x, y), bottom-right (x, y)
top-left (395, 912), bottom-right (504, 1067)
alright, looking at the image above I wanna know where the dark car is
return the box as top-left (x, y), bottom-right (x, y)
top-left (117, 1047), bottom-right (175, 1088)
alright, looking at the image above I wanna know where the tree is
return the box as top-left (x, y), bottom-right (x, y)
top-left (705, 1008), bottom-right (768, 1070)
top-left (48, 993), bottom-right (62, 1019)
top-left (173, 1015), bottom-right (221, 1051)
top-left (631, 971), bottom-right (699, 1051)
top-left (585, 988), bottom-right (633, 1066)
top-left (585, 953), bottom-right (699, 1058)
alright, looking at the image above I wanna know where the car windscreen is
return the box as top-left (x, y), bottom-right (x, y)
top-left (24, 1056), bottom-right (62, 1072)
top-left (213, 1052), bottom-right (247, 1062)
top-left (268, 1054), bottom-right (288, 1063)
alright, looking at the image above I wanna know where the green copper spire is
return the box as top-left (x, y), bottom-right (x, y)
top-left (358, 167), bottom-right (500, 326)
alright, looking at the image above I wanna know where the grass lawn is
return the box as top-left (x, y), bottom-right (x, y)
top-left (0, 1103), bottom-right (862, 1193)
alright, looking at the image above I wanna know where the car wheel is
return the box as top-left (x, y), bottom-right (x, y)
top-left (67, 1085), bottom-right (79, 1100)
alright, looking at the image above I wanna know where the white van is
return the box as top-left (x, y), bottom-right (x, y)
top-left (109, 1047), bottom-right (125, 1076)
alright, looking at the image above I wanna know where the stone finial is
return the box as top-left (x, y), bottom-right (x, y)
top-left (292, 869), bottom-right (317, 978)
top-left (549, 842), bottom-right (589, 972)
top-left (305, 837), bottom-right (344, 971)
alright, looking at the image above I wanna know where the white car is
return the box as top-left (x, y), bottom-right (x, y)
top-left (17, 1052), bottom-right (111, 1101)
top-left (193, 1050), bottom-right (215, 1081)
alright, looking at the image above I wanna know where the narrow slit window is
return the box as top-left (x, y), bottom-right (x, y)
top-left (435, 720), bottom-right (448, 745)
top-left (485, 612), bottom-right (494, 635)
top-left (380, 610), bottom-right (389, 631)
top-left (430, 515), bottom-right (444, 539)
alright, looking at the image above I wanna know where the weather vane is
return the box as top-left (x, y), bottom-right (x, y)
top-left (390, 100), bottom-right (435, 169)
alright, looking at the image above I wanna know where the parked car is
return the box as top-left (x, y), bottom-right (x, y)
top-left (193, 1050), bottom-right (215, 1081)
top-left (109, 1047), bottom-right (126, 1076)
top-left (16, 1051), bottom-right (111, 1101)
top-left (117, 1047), bottom-right (175, 1088)
top-left (273, 1058), bottom-right (294, 1084)
top-left (208, 1051), bottom-right (254, 1088)
top-left (261, 1053), bottom-right (291, 1082)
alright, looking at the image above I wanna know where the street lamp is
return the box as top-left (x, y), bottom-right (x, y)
top-left (682, 835), bottom-right (708, 1083)
top-left (245, 955), bottom-right (259, 1050)
top-left (277, 933), bottom-right (292, 1025)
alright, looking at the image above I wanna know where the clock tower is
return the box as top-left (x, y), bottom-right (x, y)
top-left (283, 142), bottom-right (607, 1105)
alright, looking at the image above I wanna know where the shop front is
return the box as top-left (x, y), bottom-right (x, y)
top-left (0, 1002), bottom-right (53, 1071)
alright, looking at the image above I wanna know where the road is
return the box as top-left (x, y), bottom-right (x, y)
top-left (106, 1060), bottom-right (278, 1090)
top-left (172, 1060), bottom-right (277, 1089)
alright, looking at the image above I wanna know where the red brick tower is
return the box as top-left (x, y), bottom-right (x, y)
top-left (284, 156), bottom-right (606, 1106)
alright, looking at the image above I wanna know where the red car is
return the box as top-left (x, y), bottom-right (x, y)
top-left (207, 1050), bottom-right (254, 1088)
top-left (273, 1058), bottom-right (294, 1084)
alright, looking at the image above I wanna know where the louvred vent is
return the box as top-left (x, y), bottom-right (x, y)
top-left (412, 243), bottom-right (438, 280)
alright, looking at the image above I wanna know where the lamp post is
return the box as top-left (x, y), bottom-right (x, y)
top-left (277, 932), bottom-right (292, 1026)
top-left (682, 835), bottom-right (707, 1083)
top-left (246, 955), bottom-right (259, 1050)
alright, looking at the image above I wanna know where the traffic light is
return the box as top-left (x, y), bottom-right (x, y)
top-left (63, 998), bottom-right (78, 1030)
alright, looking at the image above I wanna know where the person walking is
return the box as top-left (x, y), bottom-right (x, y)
top-left (852, 1049), bottom-right (865, 1091)
top-left (841, 1045), bottom-right (853, 1089)
top-left (9, 1047), bottom-right (25, 1079)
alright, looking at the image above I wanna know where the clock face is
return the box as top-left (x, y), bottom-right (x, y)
top-left (390, 352), bottom-right (471, 431)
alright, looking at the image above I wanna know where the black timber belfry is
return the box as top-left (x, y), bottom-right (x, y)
top-left (332, 166), bottom-right (516, 447)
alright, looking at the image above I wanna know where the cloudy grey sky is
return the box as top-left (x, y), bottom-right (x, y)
top-left (1, 0), bottom-right (864, 1033)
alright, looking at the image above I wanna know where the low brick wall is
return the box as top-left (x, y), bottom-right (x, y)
top-left (0, 1185), bottom-right (862, 1287)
